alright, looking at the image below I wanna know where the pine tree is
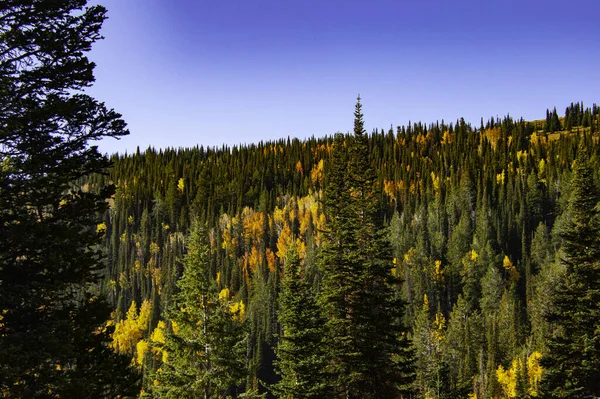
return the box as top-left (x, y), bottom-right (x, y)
top-left (540, 141), bottom-right (600, 398)
top-left (319, 97), bottom-right (414, 399)
top-left (273, 242), bottom-right (328, 399)
top-left (152, 222), bottom-right (246, 399)
top-left (0, 1), bottom-right (138, 396)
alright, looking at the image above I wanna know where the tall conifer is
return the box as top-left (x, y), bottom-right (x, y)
top-left (152, 222), bottom-right (246, 399)
top-left (0, 1), bottom-right (138, 396)
top-left (540, 141), bottom-right (600, 398)
top-left (274, 243), bottom-right (328, 399)
top-left (319, 97), bottom-right (414, 399)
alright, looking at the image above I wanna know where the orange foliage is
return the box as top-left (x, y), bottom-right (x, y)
top-left (242, 207), bottom-right (265, 245)
top-left (266, 248), bottom-right (276, 273)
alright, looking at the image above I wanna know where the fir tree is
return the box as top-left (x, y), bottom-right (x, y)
top-left (0, 0), bottom-right (138, 396)
top-left (319, 97), bottom-right (414, 399)
top-left (152, 222), bottom-right (246, 399)
top-left (540, 142), bottom-right (600, 398)
top-left (273, 242), bottom-right (328, 399)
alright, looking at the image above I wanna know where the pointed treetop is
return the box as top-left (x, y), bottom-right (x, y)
top-left (354, 95), bottom-right (365, 136)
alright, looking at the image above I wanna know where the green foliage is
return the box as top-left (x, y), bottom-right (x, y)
top-left (0, 0), bottom-right (138, 396)
top-left (151, 222), bottom-right (246, 398)
top-left (540, 142), bottom-right (600, 398)
top-left (318, 98), bottom-right (414, 398)
top-left (94, 99), bottom-right (600, 398)
top-left (273, 243), bottom-right (328, 399)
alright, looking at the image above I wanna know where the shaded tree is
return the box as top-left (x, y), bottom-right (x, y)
top-left (540, 142), bottom-right (600, 398)
top-left (152, 222), bottom-right (246, 398)
top-left (0, 0), bottom-right (138, 396)
top-left (273, 242), bottom-right (328, 399)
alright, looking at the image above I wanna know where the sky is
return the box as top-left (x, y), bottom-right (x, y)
top-left (87, 0), bottom-right (600, 155)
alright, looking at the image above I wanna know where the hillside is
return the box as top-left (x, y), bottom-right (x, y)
top-left (91, 101), bottom-right (600, 398)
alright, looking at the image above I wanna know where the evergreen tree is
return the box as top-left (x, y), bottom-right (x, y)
top-left (273, 242), bottom-right (328, 399)
top-left (540, 142), bottom-right (600, 398)
top-left (319, 97), bottom-right (414, 399)
top-left (0, 0), bottom-right (138, 396)
top-left (152, 222), bottom-right (246, 399)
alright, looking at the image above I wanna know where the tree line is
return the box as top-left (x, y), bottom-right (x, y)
top-left (100, 94), bottom-right (600, 398)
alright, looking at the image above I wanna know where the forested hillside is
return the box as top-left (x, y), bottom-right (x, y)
top-left (92, 101), bottom-right (600, 398)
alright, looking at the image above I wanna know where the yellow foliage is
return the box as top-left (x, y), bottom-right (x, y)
top-left (136, 339), bottom-right (148, 367)
top-left (177, 177), bottom-right (184, 192)
top-left (111, 300), bottom-right (152, 356)
top-left (128, 215), bottom-right (134, 225)
top-left (470, 249), bottom-right (478, 262)
top-left (484, 127), bottom-right (502, 149)
top-left (431, 172), bottom-right (440, 195)
top-left (118, 272), bottom-right (128, 289)
top-left (496, 170), bottom-right (505, 185)
top-left (404, 247), bottom-right (417, 264)
top-left (295, 238), bottom-right (306, 260)
top-left (441, 130), bottom-right (453, 145)
top-left (527, 351), bottom-right (543, 397)
top-left (219, 288), bottom-right (231, 301)
top-left (273, 207), bottom-right (286, 226)
top-left (496, 358), bottom-right (523, 398)
top-left (266, 248), bottom-right (276, 273)
top-left (246, 246), bottom-right (262, 274)
top-left (423, 294), bottom-right (430, 312)
top-left (171, 320), bottom-right (179, 336)
top-left (316, 214), bottom-right (327, 243)
top-left (242, 207), bottom-right (265, 244)
top-left (430, 311), bottom-right (446, 344)
top-left (137, 300), bottom-right (152, 331)
top-left (112, 306), bottom-right (141, 355)
top-left (150, 321), bottom-right (166, 344)
top-left (383, 180), bottom-right (397, 202)
top-left (126, 301), bottom-right (138, 323)
top-left (295, 160), bottom-right (303, 174)
top-left (149, 242), bottom-right (160, 255)
top-left (276, 223), bottom-right (293, 260)
top-left (433, 260), bottom-right (444, 283)
top-left (96, 222), bottom-right (107, 235)
top-left (538, 159), bottom-right (546, 183)
top-left (230, 300), bottom-right (246, 321)
top-left (311, 159), bottom-right (324, 186)
top-left (297, 196), bottom-right (314, 235)
top-left (503, 255), bottom-right (520, 282)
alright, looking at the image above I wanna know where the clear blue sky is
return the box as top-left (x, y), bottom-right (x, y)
top-left (88, 0), bottom-right (600, 155)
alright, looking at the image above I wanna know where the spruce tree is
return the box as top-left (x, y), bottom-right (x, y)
top-left (273, 242), bottom-right (328, 399)
top-left (540, 142), bottom-right (600, 398)
top-left (0, 0), bottom-right (138, 396)
top-left (152, 222), bottom-right (246, 399)
top-left (319, 97), bottom-right (414, 399)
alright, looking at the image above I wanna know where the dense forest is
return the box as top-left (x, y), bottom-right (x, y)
top-left (93, 99), bottom-right (600, 398)
top-left (2, 1), bottom-right (600, 398)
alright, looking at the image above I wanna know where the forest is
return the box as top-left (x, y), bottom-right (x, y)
top-left (2, 1), bottom-right (600, 399)
top-left (95, 98), bottom-right (600, 399)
